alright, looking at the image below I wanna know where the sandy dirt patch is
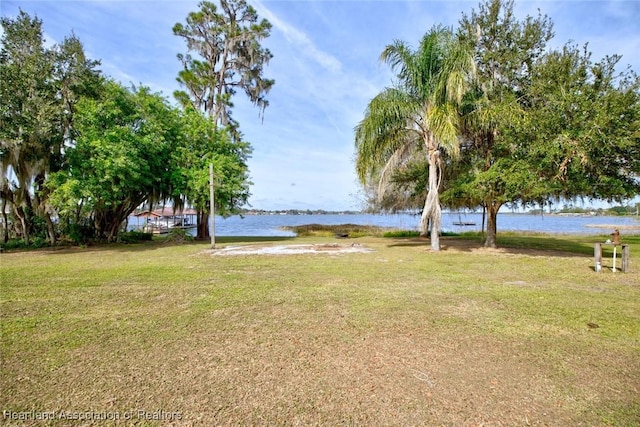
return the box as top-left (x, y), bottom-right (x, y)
top-left (584, 223), bottom-right (640, 230)
top-left (206, 243), bottom-right (373, 256)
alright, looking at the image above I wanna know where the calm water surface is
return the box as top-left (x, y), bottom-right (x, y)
top-left (201, 213), bottom-right (640, 237)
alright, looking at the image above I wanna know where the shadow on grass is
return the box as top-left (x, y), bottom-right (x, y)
top-left (11, 233), bottom-right (637, 260)
top-left (24, 235), bottom-right (297, 255)
top-left (386, 234), bottom-right (636, 259)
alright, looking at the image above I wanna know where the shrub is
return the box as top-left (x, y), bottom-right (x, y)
top-left (383, 230), bottom-right (421, 238)
top-left (0, 237), bottom-right (49, 251)
top-left (119, 231), bottom-right (153, 243)
top-left (68, 223), bottom-right (95, 244)
top-left (163, 228), bottom-right (193, 244)
top-left (281, 224), bottom-right (387, 237)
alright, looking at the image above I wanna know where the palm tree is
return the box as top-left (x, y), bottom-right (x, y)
top-left (355, 26), bottom-right (474, 251)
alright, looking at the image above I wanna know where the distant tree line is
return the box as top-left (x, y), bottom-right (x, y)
top-left (534, 204), bottom-right (640, 216)
top-left (241, 209), bottom-right (362, 215)
top-left (355, 0), bottom-right (640, 249)
top-left (1, 0), bottom-right (273, 247)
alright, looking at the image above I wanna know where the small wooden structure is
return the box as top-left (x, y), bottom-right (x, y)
top-left (611, 229), bottom-right (621, 245)
top-left (134, 208), bottom-right (197, 235)
top-left (621, 245), bottom-right (630, 272)
top-left (594, 229), bottom-right (630, 273)
top-left (453, 212), bottom-right (476, 226)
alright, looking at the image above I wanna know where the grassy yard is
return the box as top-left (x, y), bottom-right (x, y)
top-left (1, 234), bottom-right (639, 426)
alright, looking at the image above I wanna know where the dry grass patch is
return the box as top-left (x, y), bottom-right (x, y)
top-left (1, 236), bottom-right (639, 426)
top-left (205, 243), bottom-right (372, 256)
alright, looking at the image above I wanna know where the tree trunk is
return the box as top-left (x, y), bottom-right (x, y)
top-left (108, 224), bottom-right (119, 242)
top-left (14, 205), bottom-right (30, 245)
top-left (44, 212), bottom-right (56, 245)
top-left (19, 215), bottom-right (29, 245)
top-left (196, 209), bottom-right (210, 240)
top-left (1, 197), bottom-right (8, 244)
top-left (95, 209), bottom-right (125, 242)
top-left (419, 189), bottom-right (428, 237)
top-left (420, 149), bottom-right (441, 251)
top-left (33, 173), bottom-right (55, 244)
top-left (484, 202), bottom-right (501, 248)
top-left (419, 210), bottom-right (430, 238)
top-left (428, 196), bottom-right (441, 252)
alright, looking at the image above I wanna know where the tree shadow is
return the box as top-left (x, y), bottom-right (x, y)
top-left (386, 237), bottom-right (433, 248)
top-left (22, 235), bottom-right (297, 255)
top-left (386, 236), bottom-right (600, 259)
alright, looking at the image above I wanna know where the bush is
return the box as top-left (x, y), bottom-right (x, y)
top-left (382, 230), bottom-right (466, 238)
top-left (119, 231), bottom-right (153, 243)
top-left (281, 224), bottom-right (386, 237)
top-left (0, 237), bottom-right (49, 251)
top-left (163, 228), bottom-right (194, 244)
top-left (30, 236), bottom-right (48, 248)
top-left (383, 230), bottom-right (421, 238)
top-left (68, 223), bottom-right (95, 244)
top-left (1, 239), bottom-right (27, 251)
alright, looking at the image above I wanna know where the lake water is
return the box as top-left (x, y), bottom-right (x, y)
top-left (157, 212), bottom-right (640, 237)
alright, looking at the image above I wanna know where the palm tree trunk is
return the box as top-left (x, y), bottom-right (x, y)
top-left (419, 209), bottom-right (429, 237)
top-left (421, 149), bottom-right (441, 251)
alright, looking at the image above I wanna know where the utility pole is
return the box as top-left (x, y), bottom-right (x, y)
top-left (214, 163), bottom-right (216, 249)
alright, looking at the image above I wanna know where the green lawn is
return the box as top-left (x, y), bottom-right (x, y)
top-left (1, 234), bottom-right (639, 426)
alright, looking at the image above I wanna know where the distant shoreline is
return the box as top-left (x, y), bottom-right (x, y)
top-left (583, 224), bottom-right (640, 230)
top-left (239, 209), bottom-right (640, 218)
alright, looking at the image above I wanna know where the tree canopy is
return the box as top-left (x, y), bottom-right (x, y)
top-left (356, 0), bottom-right (639, 249)
top-left (355, 26), bottom-right (474, 251)
top-left (173, 0), bottom-right (274, 134)
top-left (47, 81), bottom-right (180, 241)
top-left (1, 8), bottom-right (257, 247)
top-left (172, 0), bottom-right (273, 238)
top-left (1, 10), bottom-right (101, 245)
top-left (169, 107), bottom-right (251, 239)
top-left (449, 0), bottom-right (639, 247)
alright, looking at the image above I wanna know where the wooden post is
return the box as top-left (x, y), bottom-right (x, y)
top-left (209, 163), bottom-right (215, 249)
top-left (621, 244), bottom-right (630, 273)
top-left (594, 243), bottom-right (602, 272)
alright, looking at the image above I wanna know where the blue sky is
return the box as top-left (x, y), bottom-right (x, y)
top-left (2, 0), bottom-right (639, 210)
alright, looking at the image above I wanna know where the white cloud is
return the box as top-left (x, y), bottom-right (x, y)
top-left (251, 0), bottom-right (342, 73)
